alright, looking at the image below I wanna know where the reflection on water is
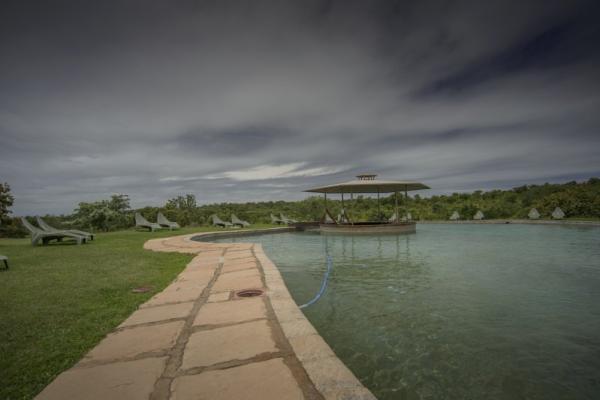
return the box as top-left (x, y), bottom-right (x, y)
top-left (212, 224), bottom-right (600, 400)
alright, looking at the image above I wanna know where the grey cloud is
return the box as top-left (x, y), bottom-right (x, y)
top-left (1, 0), bottom-right (599, 215)
top-left (176, 126), bottom-right (290, 156)
top-left (413, 16), bottom-right (598, 98)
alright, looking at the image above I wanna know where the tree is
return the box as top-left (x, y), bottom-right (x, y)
top-left (108, 194), bottom-right (131, 213)
top-left (166, 194), bottom-right (197, 210)
top-left (72, 194), bottom-right (132, 231)
top-left (0, 182), bottom-right (14, 224)
top-left (164, 194), bottom-right (201, 226)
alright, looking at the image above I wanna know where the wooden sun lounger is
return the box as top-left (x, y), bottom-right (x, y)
top-left (36, 216), bottom-right (95, 240)
top-left (135, 213), bottom-right (162, 232)
top-left (231, 214), bottom-right (250, 228)
top-left (20, 217), bottom-right (87, 246)
top-left (157, 212), bottom-right (180, 230)
top-left (280, 213), bottom-right (297, 224)
top-left (271, 213), bottom-right (285, 225)
top-left (211, 214), bottom-right (233, 228)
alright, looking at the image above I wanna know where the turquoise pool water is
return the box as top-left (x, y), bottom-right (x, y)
top-left (210, 224), bottom-right (600, 399)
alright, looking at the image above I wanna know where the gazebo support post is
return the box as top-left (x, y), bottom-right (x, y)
top-left (377, 189), bottom-right (381, 221)
top-left (395, 191), bottom-right (399, 224)
top-left (404, 185), bottom-right (408, 218)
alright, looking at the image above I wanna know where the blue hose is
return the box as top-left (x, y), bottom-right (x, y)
top-left (299, 255), bottom-right (333, 309)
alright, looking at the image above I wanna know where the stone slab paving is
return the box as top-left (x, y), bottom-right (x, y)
top-left (141, 283), bottom-right (205, 307)
top-left (210, 268), bottom-right (263, 292)
top-left (37, 357), bottom-right (168, 400)
top-left (192, 296), bottom-right (266, 326)
top-left (119, 302), bottom-right (194, 328)
top-left (221, 260), bottom-right (258, 273)
top-left (171, 358), bottom-right (304, 400)
top-left (35, 228), bottom-right (376, 400)
top-left (206, 291), bottom-right (230, 303)
top-left (182, 319), bottom-right (278, 369)
top-left (83, 321), bottom-right (184, 363)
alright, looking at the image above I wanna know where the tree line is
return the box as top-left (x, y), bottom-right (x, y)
top-left (1, 178), bottom-right (599, 237)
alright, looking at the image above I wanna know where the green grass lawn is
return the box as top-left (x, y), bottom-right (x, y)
top-left (0, 225), bottom-right (275, 400)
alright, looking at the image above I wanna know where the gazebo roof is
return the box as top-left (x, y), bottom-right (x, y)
top-left (305, 174), bottom-right (430, 194)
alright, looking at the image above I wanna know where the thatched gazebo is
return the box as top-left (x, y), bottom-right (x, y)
top-left (305, 174), bottom-right (429, 234)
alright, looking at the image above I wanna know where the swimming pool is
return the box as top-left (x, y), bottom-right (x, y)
top-left (209, 224), bottom-right (600, 399)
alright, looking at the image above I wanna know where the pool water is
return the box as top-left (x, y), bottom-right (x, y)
top-left (211, 224), bottom-right (600, 400)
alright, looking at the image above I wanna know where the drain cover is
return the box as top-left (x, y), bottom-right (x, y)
top-left (235, 289), bottom-right (264, 298)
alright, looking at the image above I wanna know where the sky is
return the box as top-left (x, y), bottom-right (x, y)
top-left (1, 0), bottom-right (600, 215)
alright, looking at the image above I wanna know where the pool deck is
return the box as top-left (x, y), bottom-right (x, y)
top-left (36, 228), bottom-right (375, 400)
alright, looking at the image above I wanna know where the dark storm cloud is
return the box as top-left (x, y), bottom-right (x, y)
top-left (177, 126), bottom-right (290, 156)
top-left (415, 14), bottom-right (600, 98)
top-left (1, 0), bottom-right (599, 214)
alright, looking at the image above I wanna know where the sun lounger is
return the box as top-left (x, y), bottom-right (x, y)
top-left (231, 214), bottom-right (250, 228)
top-left (157, 212), bottom-right (180, 230)
top-left (36, 216), bottom-right (95, 240)
top-left (337, 208), bottom-right (350, 224)
top-left (0, 220), bottom-right (8, 267)
top-left (271, 213), bottom-right (285, 225)
top-left (280, 213), bottom-right (297, 224)
top-left (528, 208), bottom-right (540, 219)
top-left (211, 214), bottom-right (233, 228)
top-left (552, 207), bottom-right (565, 219)
top-left (321, 210), bottom-right (336, 224)
top-left (20, 217), bottom-right (87, 246)
top-left (135, 213), bottom-right (162, 232)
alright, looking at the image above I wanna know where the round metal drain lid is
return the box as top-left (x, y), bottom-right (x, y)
top-left (235, 289), bottom-right (264, 298)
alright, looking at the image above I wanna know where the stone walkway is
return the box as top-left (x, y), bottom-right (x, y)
top-left (36, 229), bottom-right (375, 400)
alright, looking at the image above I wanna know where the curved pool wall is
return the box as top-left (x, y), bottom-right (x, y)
top-left (319, 222), bottom-right (416, 235)
top-left (207, 223), bottom-right (600, 400)
top-left (191, 227), bottom-right (297, 241)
